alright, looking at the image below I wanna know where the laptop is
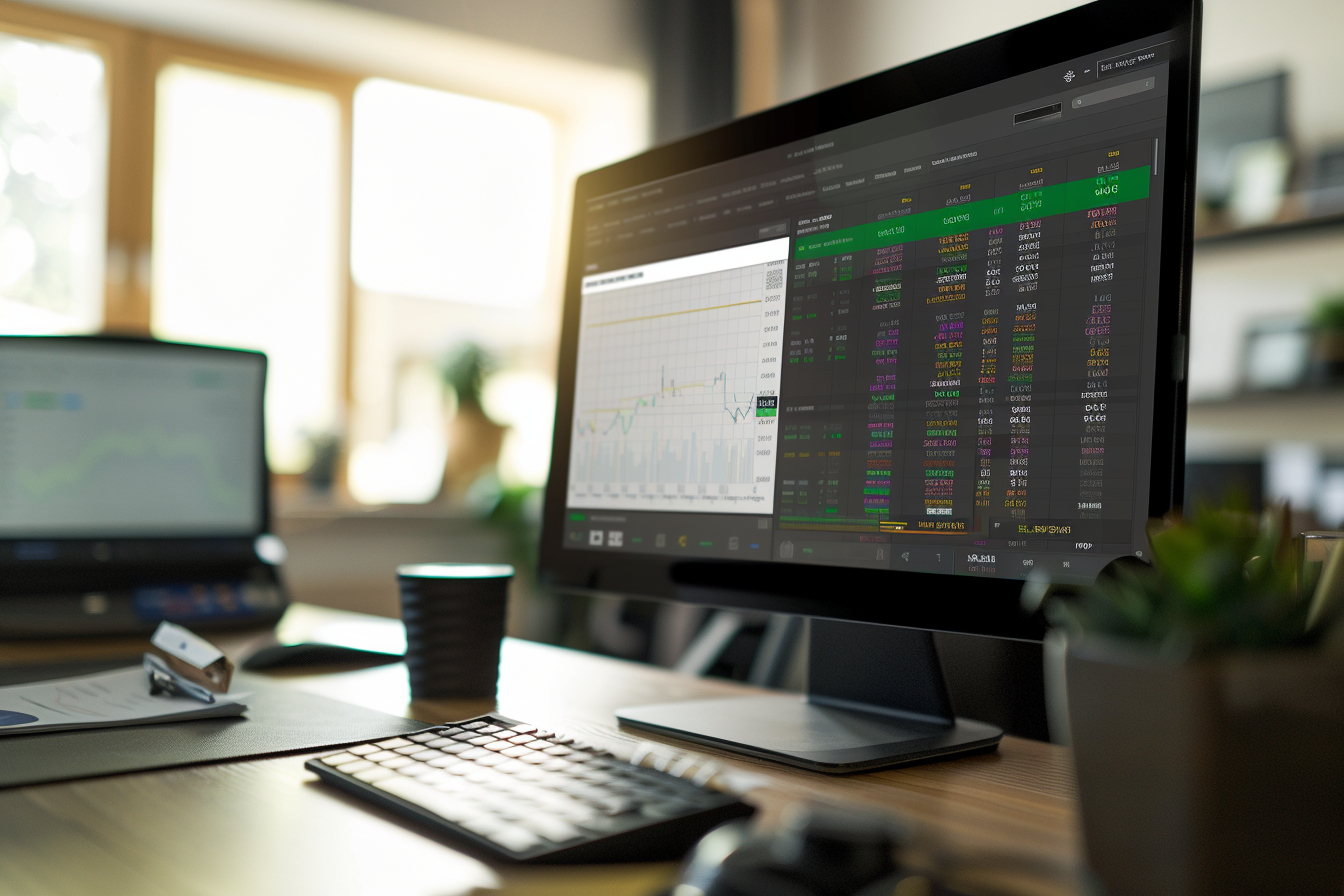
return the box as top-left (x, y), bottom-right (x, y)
top-left (0, 335), bottom-right (287, 637)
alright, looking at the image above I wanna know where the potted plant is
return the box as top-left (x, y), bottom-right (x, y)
top-left (1309, 291), bottom-right (1344, 388)
top-left (1047, 505), bottom-right (1344, 896)
top-left (436, 342), bottom-right (505, 502)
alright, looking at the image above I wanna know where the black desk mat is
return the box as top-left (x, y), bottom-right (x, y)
top-left (0, 661), bottom-right (424, 789)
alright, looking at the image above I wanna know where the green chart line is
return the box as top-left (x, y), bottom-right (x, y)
top-left (18, 424), bottom-right (247, 508)
top-left (792, 165), bottom-right (1150, 260)
top-left (577, 368), bottom-right (755, 437)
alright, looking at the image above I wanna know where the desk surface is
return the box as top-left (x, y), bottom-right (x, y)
top-left (0, 612), bottom-right (1082, 896)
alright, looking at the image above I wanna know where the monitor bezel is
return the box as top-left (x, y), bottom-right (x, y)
top-left (540, 0), bottom-right (1201, 642)
top-left (0, 335), bottom-right (271, 585)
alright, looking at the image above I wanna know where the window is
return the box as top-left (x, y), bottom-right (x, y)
top-left (346, 79), bottom-right (559, 502)
top-left (0, 31), bottom-right (106, 335)
top-left (0, 1), bottom-right (649, 498)
top-left (151, 63), bottom-right (343, 473)
top-left (351, 78), bottom-right (554, 308)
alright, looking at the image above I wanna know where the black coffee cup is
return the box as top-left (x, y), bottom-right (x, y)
top-left (396, 563), bottom-right (514, 700)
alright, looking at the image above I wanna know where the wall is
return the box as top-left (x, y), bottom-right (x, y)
top-left (323, 0), bottom-right (649, 79)
top-left (776, 0), bottom-right (1086, 101)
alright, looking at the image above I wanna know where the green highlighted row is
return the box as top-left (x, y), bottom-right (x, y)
top-left (793, 166), bottom-right (1150, 260)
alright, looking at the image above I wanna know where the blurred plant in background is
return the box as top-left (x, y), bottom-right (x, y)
top-left (1309, 290), bottom-right (1344, 387)
top-left (440, 341), bottom-right (495, 410)
top-left (1310, 291), bottom-right (1344, 334)
top-left (438, 342), bottom-right (503, 502)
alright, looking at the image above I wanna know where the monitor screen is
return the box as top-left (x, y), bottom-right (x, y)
top-left (0, 338), bottom-right (265, 538)
top-left (553, 26), bottom-right (1189, 593)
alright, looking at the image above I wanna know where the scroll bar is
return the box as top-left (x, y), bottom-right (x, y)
top-left (1153, 138), bottom-right (1159, 177)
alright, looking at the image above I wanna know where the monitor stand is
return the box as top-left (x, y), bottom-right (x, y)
top-left (616, 618), bottom-right (1003, 773)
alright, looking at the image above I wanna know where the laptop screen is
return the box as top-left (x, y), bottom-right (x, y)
top-left (0, 338), bottom-right (265, 539)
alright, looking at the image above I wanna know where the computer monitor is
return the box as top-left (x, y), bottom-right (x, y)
top-left (540, 0), bottom-right (1201, 771)
top-left (0, 336), bottom-right (285, 636)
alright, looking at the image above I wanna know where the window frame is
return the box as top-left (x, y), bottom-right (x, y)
top-left (0, 0), bottom-right (648, 502)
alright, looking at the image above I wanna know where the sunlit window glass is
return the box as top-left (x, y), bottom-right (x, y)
top-left (152, 64), bottom-right (342, 473)
top-left (351, 78), bottom-right (554, 307)
top-left (0, 33), bottom-right (106, 334)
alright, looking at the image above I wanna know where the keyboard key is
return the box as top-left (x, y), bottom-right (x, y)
top-left (461, 815), bottom-right (506, 836)
top-left (507, 734), bottom-right (536, 745)
top-left (379, 757), bottom-right (415, 769)
top-left (364, 750), bottom-right (399, 762)
top-left (485, 825), bottom-right (542, 853)
top-left (375, 738), bottom-right (413, 749)
top-left (519, 753), bottom-right (549, 765)
top-left (375, 776), bottom-right (474, 819)
top-left (426, 738), bottom-right (455, 748)
top-left (428, 756), bottom-right (464, 769)
top-left (398, 763), bottom-right (438, 777)
top-left (394, 745), bottom-right (423, 755)
top-left (480, 798), bottom-right (525, 821)
top-left (348, 744), bottom-right (379, 756)
top-left (483, 741), bottom-right (511, 752)
top-left (521, 814), bottom-right (581, 843)
top-left (540, 760), bottom-right (571, 772)
top-left (509, 724), bottom-right (538, 734)
top-left (320, 753), bottom-right (358, 766)
top-left (460, 722), bottom-right (487, 730)
top-left (469, 735), bottom-right (497, 746)
top-left (542, 745), bottom-right (571, 756)
top-left (594, 796), bottom-right (637, 815)
top-left (353, 767), bottom-right (397, 783)
top-left (408, 733), bottom-right (437, 743)
top-left (335, 759), bottom-right (373, 774)
top-left (451, 732), bottom-right (479, 742)
top-left (410, 750), bottom-right (441, 762)
top-left (501, 746), bottom-right (532, 759)
top-left (641, 800), bottom-right (693, 819)
top-left (578, 815), bottom-right (625, 832)
top-left (459, 748), bottom-right (492, 760)
top-left (476, 754), bottom-right (508, 767)
top-left (478, 725), bottom-right (504, 734)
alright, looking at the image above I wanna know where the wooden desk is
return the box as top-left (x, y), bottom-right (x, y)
top-left (0, 615), bottom-right (1083, 896)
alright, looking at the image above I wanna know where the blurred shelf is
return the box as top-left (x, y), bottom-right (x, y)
top-left (1187, 390), bottom-right (1344, 458)
top-left (1194, 206), bottom-right (1344, 247)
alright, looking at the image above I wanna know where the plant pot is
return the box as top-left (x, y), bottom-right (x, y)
top-left (437, 404), bottom-right (505, 502)
top-left (1309, 330), bottom-right (1344, 387)
top-left (1065, 638), bottom-right (1344, 896)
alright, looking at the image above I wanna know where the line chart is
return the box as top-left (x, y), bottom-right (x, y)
top-left (567, 240), bottom-right (788, 513)
top-left (16, 424), bottom-right (247, 507)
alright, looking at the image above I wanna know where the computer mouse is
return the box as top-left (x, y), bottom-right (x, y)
top-left (240, 642), bottom-right (403, 671)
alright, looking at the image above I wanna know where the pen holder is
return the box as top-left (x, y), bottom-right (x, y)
top-left (396, 563), bottom-right (514, 701)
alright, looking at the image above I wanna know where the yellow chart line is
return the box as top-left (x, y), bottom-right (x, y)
top-left (588, 299), bottom-right (761, 328)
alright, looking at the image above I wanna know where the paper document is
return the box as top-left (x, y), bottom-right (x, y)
top-left (0, 667), bottom-right (248, 736)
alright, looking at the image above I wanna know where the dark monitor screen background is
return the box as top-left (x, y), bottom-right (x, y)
top-left (559, 33), bottom-right (1179, 588)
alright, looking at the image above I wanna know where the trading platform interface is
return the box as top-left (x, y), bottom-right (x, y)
top-left (0, 342), bottom-right (264, 537)
top-left (564, 37), bottom-right (1174, 583)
